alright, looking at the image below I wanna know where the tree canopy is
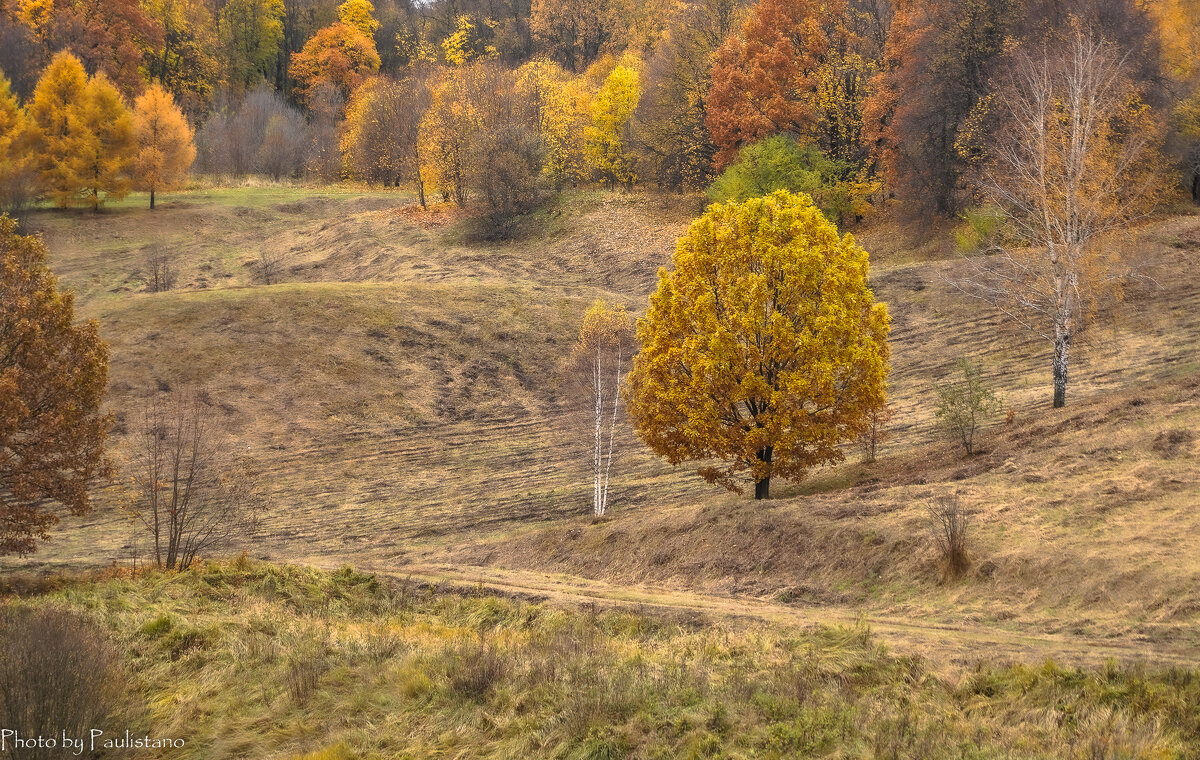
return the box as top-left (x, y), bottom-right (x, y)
top-left (0, 215), bottom-right (110, 556)
top-left (626, 190), bottom-right (890, 499)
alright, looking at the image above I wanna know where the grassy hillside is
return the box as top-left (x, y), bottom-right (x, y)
top-left (8, 185), bottom-right (1200, 666)
top-left (6, 561), bottom-right (1200, 759)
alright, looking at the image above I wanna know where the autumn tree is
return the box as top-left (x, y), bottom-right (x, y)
top-left (289, 19), bottom-right (381, 106)
top-left (865, 0), bottom-right (1015, 215)
top-left (338, 0), bottom-right (380, 38)
top-left (27, 53), bottom-right (136, 210)
top-left (957, 30), bottom-right (1167, 408)
top-left (342, 74), bottom-right (430, 203)
top-left (585, 60), bottom-right (641, 189)
top-left (18, 0), bottom-right (165, 98)
top-left (530, 0), bottom-right (615, 72)
top-left (569, 301), bottom-right (633, 517)
top-left (0, 215), bottom-right (110, 556)
top-left (132, 84), bottom-right (196, 209)
top-left (471, 63), bottom-right (545, 215)
top-left (517, 58), bottom-right (589, 189)
top-left (219, 0), bottom-right (285, 91)
top-left (142, 0), bottom-right (221, 118)
top-left (626, 190), bottom-right (890, 499)
top-left (706, 0), bottom-right (841, 170)
top-left (420, 65), bottom-right (481, 204)
top-left (0, 73), bottom-right (35, 212)
top-left (633, 0), bottom-right (743, 190)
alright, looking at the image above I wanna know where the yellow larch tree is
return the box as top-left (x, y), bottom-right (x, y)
top-left (75, 73), bottom-right (136, 211)
top-left (0, 73), bottom-right (35, 211)
top-left (625, 190), bottom-right (890, 499)
top-left (132, 84), bottom-right (196, 209)
top-left (27, 52), bottom-right (135, 210)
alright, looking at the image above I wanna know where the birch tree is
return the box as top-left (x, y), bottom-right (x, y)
top-left (571, 301), bottom-right (633, 517)
top-left (958, 29), bottom-right (1166, 408)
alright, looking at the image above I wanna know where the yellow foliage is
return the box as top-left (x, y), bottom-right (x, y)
top-left (584, 62), bottom-right (641, 188)
top-left (441, 14), bottom-right (497, 65)
top-left (27, 52), bottom-right (136, 210)
top-left (132, 84), bottom-right (196, 208)
top-left (419, 67), bottom-right (482, 204)
top-left (1147, 0), bottom-right (1200, 81)
top-left (625, 190), bottom-right (890, 499)
top-left (517, 58), bottom-right (590, 187)
top-left (0, 73), bottom-right (34, 209)
top-left (337, 0), bottom-right (379, 37)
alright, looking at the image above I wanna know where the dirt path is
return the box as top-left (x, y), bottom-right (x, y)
top-left (357, 562), bottom-right (1200, 673)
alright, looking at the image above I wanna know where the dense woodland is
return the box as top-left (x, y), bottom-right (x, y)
top-left (0, 0), bottom-right (1198, 219)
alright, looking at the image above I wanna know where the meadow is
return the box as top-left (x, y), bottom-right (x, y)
top-left (4, 184), bottom-right (1200, 757)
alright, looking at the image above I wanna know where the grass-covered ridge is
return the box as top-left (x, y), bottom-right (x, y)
top-left (10, 561), bottom-right (1200, 759)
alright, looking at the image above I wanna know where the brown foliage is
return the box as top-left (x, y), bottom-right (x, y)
top-left (26, 0), bottom-right (165, 98)
top-left (0, 216), bottom-right (110, 556)
top-left (706, 0), bottom-right (839, 169)
top-left (865, 0), bottom-right (1016, 216)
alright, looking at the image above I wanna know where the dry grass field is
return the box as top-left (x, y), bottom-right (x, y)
top-left (7, 184), bottom-right (1200, 669)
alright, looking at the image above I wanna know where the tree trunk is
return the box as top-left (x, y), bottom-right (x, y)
top-left (753, 446), bottom-right (773, 500)
top-left (1053, 330), bottom-right (1070, 408)
top-left (1192, 172), bottom-right (1199, 204)
top-left (150, 188), bottom-right (156, 210)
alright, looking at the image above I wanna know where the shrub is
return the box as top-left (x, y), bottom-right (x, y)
top-left (707, 136), bottom-right (874, 225)
top-left (933, 358), bottom-right (1001, 456)
top-left (448, 637), bottom-right (507, 701)
top-left (144, 245), bottom-right (177, 292)
top-left (0, 606), bottom-right (130, 760)
top-left (286, 652), bottom-right (327, 704)
top-left (953, 205), bottom-right (1006, 253)
top-left (928, 493), bottom-right (973, 580)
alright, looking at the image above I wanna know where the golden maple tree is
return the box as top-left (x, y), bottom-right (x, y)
top-left (625, 190), bottom-right (890, 499)
top-left (0, 215), bottom-right (111, 556)
top-left (132, 83), bottom-right (196, 209)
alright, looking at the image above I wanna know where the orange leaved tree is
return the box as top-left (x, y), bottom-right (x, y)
top-left (0, 215), bottom-right (111, 555)
top-left (132, 83), bottom-right (196, 209)
top-left (289, 21), bottom-right (380, 107)
top-left (705, 0), bottom-right (837, 169)
top-left (626, 190), bottom-right (890, 499)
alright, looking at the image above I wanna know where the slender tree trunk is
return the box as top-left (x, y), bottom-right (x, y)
top-left (753, 446), bottom-right (773, 500)
top-left (1053, 328), bottom-right (1070, 408)
top-left (593, 343), bottom-right (603, 516)
top-left (150, 188), bottom-right (156, 210)
top-left (1192, 172), bottom-right (1199, 204)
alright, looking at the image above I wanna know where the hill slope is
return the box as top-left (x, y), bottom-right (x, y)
top-left (9, 186), bottom-right (1200, 664)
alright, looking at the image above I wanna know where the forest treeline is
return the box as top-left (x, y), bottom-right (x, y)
top-left (0, 0), bottom-right (1198, 217)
